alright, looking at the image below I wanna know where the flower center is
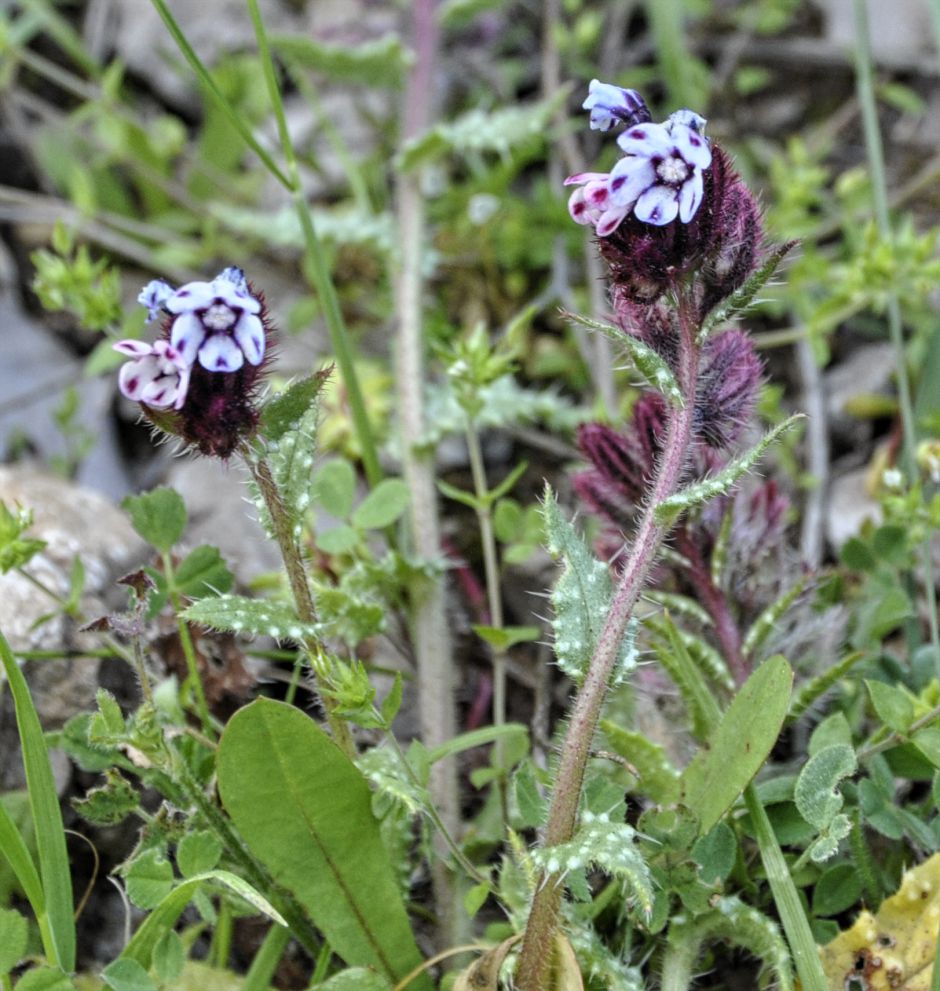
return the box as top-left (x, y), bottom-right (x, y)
top-left (203, 302), bottom-right (237, 331)
top-left (656, 156), bottom-right (689, 185)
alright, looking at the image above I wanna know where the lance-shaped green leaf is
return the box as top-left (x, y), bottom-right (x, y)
top-left (217, 699), bottom-right (430, 988)
top-left (566, 312), bottom-right (685, 409)
top-left (260, 370), bottom-right (331, 443)
top-left (182, 594), bottom-right (318, 642)
top-left (542, 487), bottom-right (634, 685)
top-left (680, 655), bottom-right (792, 835)
top-left (655, 415), bottom-right (803, 526)
top-left (270, 34), bottom-right (411, 85)
top-left (700, 240), bottom-right (797, 339)
top-left (600, 721), bottom-right (681, 805)
top-left (788, 650), bottom-right (866, 722)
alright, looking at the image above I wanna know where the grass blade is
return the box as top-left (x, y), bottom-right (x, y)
top-left (0, 631), bottom-right (75, 971)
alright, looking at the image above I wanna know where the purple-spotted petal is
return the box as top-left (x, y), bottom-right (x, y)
top-left (113, 339), bottom-right (153, 357)
top-left (119, 358), bottom-right (159, 400)
top-left (198, 334), bottom-right (244, 372)
top-left (595, 204), bottom-right (631, 237)
top-left (634, 185), bottom-right (680, 226)
top-left (616, 121), bottom-right (672, 157)
top-left (166, 281), bottom-right (216, 313)
top-left (608, 157), bottom-right (656, 206)
top-left (672, 124), bottom-right (712, 169)
top-left (170, 312), bottom-right (204, 366)
top-left (140, 376), bottom-right (180, 408)
top-left (233, 313), bottom-right (265, 365)
top-left (564, 171), bottom-right (609, 187)
top-left (568, 188), bottom-right (593, 225)
top-left (678, 170), bottom-right (705, 223)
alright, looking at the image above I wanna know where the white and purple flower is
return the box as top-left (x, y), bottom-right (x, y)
top-left (160, 267), bottom-right (265, 373)
top-left (113, 339), bottom-right (191, 410)
top-left (567, 86), bottom-right (712, 234)
top-left (582, 79), bottom-right (651, 132)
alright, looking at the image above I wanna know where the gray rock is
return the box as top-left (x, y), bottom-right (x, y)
top-left (0, 465), bottom-right (145, 790)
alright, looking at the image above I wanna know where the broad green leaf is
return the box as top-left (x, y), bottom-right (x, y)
top-left (182, 595), bottom-right (315, 642)
top-left (314, 459), bottom-right (357, 519)
top-left (794, 744), bottom-right (857, 830)
top-left (14, 968), bottom-right (75, 991)
top-left (316, 525), bottom-right (360, 555)
top-left (655, 416), bottom-right (803, 526)
top-left (260, 371), bottom-right (331, 443)
top-left (125, 849), bottom-right (174, 910)
top-left (101, 958), bottom-right (155, 991)
top-left (691, 821), bottom-right (737, 885)
top-left (152, 931), bottom-right (185, 984)
top-left (217, 699), bottom-right (429, 987)
top-left (600, 720), bottom-right (681, 805)
top-left (122, 488), bottom-right (186, 553)
top-left (680, 655), bottom-right (793, 835)
top-left (352, 479), bottom-right (410, 530)
top-left (0, 907), bottom-right (28, 973)
top-left (865, 679), bottom-right (915, 733)
top-left (177, 830), bottom-right (222, 878)
top-left (71, 768), bottom-right (139, 825)
top-left (808, 712), bottom-right (853, 755)
top-left (316, 970), bottom-right (393, 991)
top-left (812, 863), bottom-right (863, 917)
top-left (565, 312), bottom-right (684, 409)
top-left (0, 631), bottom-right (75, 971)
top-left (173, 545), bottom-right (234, 599)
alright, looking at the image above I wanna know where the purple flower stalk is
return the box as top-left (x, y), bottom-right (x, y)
top-left (115, 267), bottom-right (274, 458)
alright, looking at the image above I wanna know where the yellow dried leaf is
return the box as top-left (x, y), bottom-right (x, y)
top-left (817, 852), bottom-right (940, 990)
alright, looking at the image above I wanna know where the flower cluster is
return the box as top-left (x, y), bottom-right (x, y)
top-left (114, 267), bottom-right (273, 458)
top-left (566, 81), bottom-right (766, 312)
top-left (567, 81), bottom-right (712, 234)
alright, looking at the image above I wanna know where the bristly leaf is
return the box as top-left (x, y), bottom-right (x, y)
top-left (700, 240), bottom-right (798, 339)
top-left (531, 820), bottom-right (653, 918)
top-left (600, 720), bottom-right (681, 805)
top-left (795, 744), bottom-right (856, 830)
top-left (396, 92), bottom-right (566, 172)
top-left (666, 896), bottom-right (794, 991)
top-left (788, 650), bottom-right (866, 722)
top-left (542, 486), bottom-right (634, 685)
top-left (182, 594), bottom-right (317, 643)
top-left (655, 415), bottom-right (804, 526)
top-left (742, 574), bottom-right (809, 659)
top-left (260, 369), bottom-right (331, 444)
top-left (253, 387), bottom-right (320, 543)
top-left (564, 312), bottom-right (685, 409)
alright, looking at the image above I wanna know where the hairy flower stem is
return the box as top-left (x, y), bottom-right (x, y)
top-left (516, 290), bottom-right (700, 990)
top-left (247, 455), bottom-right (355, 759)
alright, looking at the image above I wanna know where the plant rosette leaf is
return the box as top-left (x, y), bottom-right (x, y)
top-left (217, 699), bottom-right (430, 988)
top-left (122, 488), bottom-right (186, 553)
top-left (680, 655), bottom-right (793, 835)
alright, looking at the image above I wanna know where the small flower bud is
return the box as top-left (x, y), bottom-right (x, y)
top-left (694, 329), bottom-right (763, 450)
